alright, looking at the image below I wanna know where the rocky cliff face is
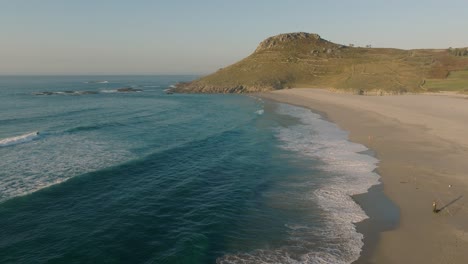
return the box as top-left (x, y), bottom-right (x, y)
top-left (254, 32), bottom-right (322, 52)
top-left (173, 83), bottom-right (275, 94)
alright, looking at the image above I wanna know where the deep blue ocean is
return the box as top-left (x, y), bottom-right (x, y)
top-left (0, 76), bottom-right (380, 263)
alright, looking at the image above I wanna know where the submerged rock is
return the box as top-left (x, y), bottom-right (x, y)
top-left (116, 87), bottom-right (143, 93)
top-left (33, 90), bottom-right (99, 96)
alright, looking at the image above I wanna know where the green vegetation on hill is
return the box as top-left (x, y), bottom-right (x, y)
top-left (423, 70), bottom-right (468, 92)
top-left (174, 32), bottom-right (468, 94)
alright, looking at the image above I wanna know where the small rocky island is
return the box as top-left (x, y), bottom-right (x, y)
top-left (116, 87), bottom-right (143, 93)
top-left (33, 87), bottom-right (143, 96)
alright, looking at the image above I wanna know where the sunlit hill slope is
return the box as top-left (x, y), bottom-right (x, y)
top-left (174, 32), bottom-right (468, 94)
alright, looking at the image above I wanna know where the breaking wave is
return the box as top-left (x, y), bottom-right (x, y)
top-left (0, 132), bottom-right (40, 147)
top-left (0, 134), bottom-right (133, 203)
top-left (218, 103), bottom-right (380, 264)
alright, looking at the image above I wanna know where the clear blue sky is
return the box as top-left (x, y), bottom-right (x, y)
top-left (1, 0), bottom-right (467, 75)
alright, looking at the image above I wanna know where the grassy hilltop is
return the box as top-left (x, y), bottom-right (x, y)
top-left (174, 32), bottom-right (468, 94)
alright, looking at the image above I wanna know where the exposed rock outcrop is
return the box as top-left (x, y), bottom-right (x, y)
top-left (254, 32), bottom-right (322, 52)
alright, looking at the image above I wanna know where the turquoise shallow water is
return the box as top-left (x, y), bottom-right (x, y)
top-left (0, 76), bottom-right (381, 263)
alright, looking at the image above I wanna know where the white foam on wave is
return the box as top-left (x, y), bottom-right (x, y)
top-left (0, 134), bottom-right (134, 203)
top-left (277, 103), bottom-right (378, 263)
top-left (84, 80), bottom-right (109, 84)
top-left (218, 103), bottom-right (379, 264)
top-left (100, 89), bottom-right (118, 93)
top-left (251, 96), bottom-right (265, 116)
top-left (0, 132), bottom-right (40, 147)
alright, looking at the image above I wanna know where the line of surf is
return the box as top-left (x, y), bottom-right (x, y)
top-left (218, 103), bottom-right (380, 264)
top-left (274, 103), bottom-right (380, 263)
top-left (0, 132), bottom-right (40, 147)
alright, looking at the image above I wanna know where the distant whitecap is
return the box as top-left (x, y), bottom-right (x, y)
top-left (0, 131), bottom-right (40, 147)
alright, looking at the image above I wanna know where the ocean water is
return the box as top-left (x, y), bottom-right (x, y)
top-left (0, 76), bottom-right (379, 263)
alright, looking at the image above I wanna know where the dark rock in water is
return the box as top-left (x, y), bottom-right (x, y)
top-left (79, 91), bottom-right (99, 95)
top-left (33, 88), bottom-right (142, 96)
top-left (33, 91), bottom-right (55, 96)
top-left (33, 90), bottom-right (99, 96)
top-left (163, 88), bottom-right (174, 94)
top-left (117, 87), bottom-right (143, 93)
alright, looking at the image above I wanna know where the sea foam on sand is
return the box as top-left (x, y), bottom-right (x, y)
top-left (218, 103), bottom-right (380, 264)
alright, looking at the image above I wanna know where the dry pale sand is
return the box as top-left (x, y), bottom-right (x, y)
top-left (260, 88), bottom-right (468, 264)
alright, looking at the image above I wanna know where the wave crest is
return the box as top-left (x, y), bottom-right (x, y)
top-left (219, 103), bottom-right (380, 264)
top-left (0, 132), bottom-right (40, 147)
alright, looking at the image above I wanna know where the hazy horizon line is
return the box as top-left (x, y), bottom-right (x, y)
top-left (0, 73), bottom-right (205, 76)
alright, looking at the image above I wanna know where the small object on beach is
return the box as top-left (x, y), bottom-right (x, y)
top-left (449, 184), bottom-right (452, 188)
top-left (432, 201), bottom-right (439, 213)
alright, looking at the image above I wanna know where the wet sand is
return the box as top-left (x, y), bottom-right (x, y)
top-left (260, 88), bottom-right (468, 264)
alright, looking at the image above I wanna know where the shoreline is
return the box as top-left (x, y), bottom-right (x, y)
top-left (260, 88), bottom-right (468, 264)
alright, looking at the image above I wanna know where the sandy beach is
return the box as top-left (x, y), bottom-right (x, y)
top-left (260, 88), bottom-right (468, 264)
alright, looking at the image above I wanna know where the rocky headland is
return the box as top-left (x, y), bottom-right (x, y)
top-left (173, 32), bottom-right (468, 94)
